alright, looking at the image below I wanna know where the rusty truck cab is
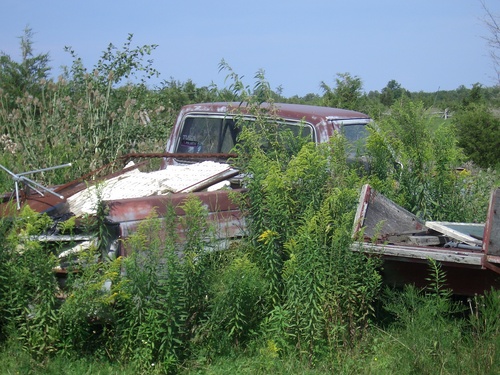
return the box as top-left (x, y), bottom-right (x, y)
top-left (162, 102), bottom-right (372, 167)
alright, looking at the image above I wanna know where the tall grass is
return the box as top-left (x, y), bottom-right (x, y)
top-left (0, 34), bottom-right (175, 191)
top-left (0, 77), bottom-right (172, 190)
top-left (367, 98), bottom-right (498, 222)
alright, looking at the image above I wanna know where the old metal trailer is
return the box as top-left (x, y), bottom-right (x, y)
top-left (352, 184), bottom-right (500, 295)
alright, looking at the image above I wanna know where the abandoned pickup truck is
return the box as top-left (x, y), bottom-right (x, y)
top-left (1, 101), bottom-right (372, 243)
top-left (1, 102), bottom-right (499, 295)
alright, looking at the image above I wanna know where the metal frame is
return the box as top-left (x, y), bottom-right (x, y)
top-left (0, 163), bottom-right (71, 209)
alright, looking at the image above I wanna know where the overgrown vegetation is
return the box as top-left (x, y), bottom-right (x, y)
top-left (1, 27), bottom-right (500, 374)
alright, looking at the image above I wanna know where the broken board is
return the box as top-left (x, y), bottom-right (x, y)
top-left (425, 221), bottom-right (484, 248)
top-left (353, 184), bottom-right (427, 241)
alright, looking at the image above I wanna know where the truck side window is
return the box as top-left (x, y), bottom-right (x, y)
top-left (280, 123), bottom-right (312, 139)
top-left (251, 121), bottom-right (313, 151)
top-left (341, 124), bottom-right (368, 155)
top-left (220, 119), bottom-right (239, 153)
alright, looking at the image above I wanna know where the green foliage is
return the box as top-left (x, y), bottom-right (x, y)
top-left (0, 337), bottom-right (138, 374)
top-left (1, 33), bottom-right (500, 373)
top-left (58, 245), bottom-right (121, 356)
top-left (0, 208), bottom-right (59, 360)
top-left (0, 33), bottom-right (173, 191)
top-left (320, 72), bottom-right (364, 111)
top-left (366, 262), bottom-right (500, 375)
top-left (0, 27), bottom-right (51, 104)
top-left (218, 59), bottom-right (285, 104)
top-left (366, 98), bottom-right (496, 221)
top-left (372, 284), bottom-right (465, 374)
top-left (280, 185), bottom-right (381, 361)
top-left (0, 194), bottom-right (221, 372)
top-left (425, 258), bottom-right (452, 299)
top-left (112, 209), bottom-right (185, 372)
top-left (467, 289), bottom-right (500, 373)
top-left (205, 254), bottom-right (267, 349)
top-left (469, 289), bottom-right (500, 340)
top-left (369, 262), bottom-right (456, 373)
top-left (379, 80), bottom-right (409, 107)
top-left (179, 196), bottom-right (220, 354)
top-left (453, 103), bottom-right (500, 169)
top-left (158, 78), bottom-right (219, 111)
top-left (240, 122), bottom-right (381, 362)
top-left (63, 33), bottom-right (159, 88)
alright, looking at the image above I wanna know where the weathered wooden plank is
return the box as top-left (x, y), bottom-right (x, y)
top-left (484, 188), bottom-right (500, 256)
top-left (28, 234), bottom-right (96, 242)
top-left (353, 184), bottom-right (427, 240)
top-left (425, 222), bottom-right (483, 247)
top-left (351, 242), bottom-right (485, 266)
top-left (408, 235), bottom-right (444, 246)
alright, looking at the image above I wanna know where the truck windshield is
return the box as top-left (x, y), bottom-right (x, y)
top-left (176, 117), bottom-right (239, 154)
top-left (176, 116), bottom-right (313, 155)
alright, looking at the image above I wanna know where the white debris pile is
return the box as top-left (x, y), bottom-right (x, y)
top-left (67, 161), bottom-right (234, 216)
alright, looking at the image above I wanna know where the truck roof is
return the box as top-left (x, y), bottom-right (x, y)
top-left (178, 102), bottom-right (371, 126)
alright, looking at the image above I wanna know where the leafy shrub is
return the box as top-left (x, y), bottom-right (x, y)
top-left (204, 254), bottom-right (267, 349)
top-left (111, 209), bottom-right (185, 372)
top-left (453, 103), bottom-right (500, 170)
top-left (0, 207), bottom-right (59, 359)
top-left (58, 245), bottom-right (122, 357)
top-left (366, 98), bottom-right (497, 222)
top-left (240, 130), bottom-right (381, 362)
top-left (372, 284), bottom-right (466, 374)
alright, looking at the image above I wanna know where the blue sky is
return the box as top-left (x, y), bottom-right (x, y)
top-left (1, 0), bottom-right (499, 97)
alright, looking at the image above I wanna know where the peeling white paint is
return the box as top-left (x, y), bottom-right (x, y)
top-left (67, 161), bottom-right (234, 216)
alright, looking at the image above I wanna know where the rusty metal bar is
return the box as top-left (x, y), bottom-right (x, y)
top-left (119, 152), bottom-right (238, 160)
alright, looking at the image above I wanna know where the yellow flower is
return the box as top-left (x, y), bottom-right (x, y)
top-left (458, 168), bottom-right (471, 177)
top-left (258, 230), bottom-right (279, 244)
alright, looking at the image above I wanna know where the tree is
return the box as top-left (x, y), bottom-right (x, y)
top-left (481, 0), bottom-right (500, 85)
top-left (453, 85), bottom-right (500, 169)
top-left (63, 33), bottom-right (159, 92)
top-left (320, 72), bottom-right (364, 110)
top-left (461, 83), bottom-right (484, 107)
top-left (453, 104), bottom-right (500, 169)
top-left (380, 79), bottom-right (409, 107)
top-left (0, 27), bottom-right (51, 100)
